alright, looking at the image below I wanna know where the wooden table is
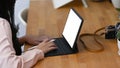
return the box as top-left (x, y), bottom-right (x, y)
top-left (27, 0), bottom-right (120, 68)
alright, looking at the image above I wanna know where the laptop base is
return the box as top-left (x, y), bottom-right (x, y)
top-left (45, 38), bottom-right (78, 57)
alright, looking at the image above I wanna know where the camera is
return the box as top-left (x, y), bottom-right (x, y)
top-left (105, 25), bottom-right (116, 39)
top-left (105, 22), bottom-right (120, 39)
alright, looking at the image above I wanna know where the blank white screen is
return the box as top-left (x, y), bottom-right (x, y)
top-left (62, 9), bottom-right (82, 48)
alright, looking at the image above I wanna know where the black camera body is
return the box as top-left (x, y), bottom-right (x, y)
top-left (105, 25), bottom-right (116, 39)
top-left (105, 22), bottom-right (120, 39)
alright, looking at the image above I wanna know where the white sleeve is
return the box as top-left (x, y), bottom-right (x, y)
top-left (0, 18), bottom-right (44, 68)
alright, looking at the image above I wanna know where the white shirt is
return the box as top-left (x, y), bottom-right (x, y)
top-left (0, 18), bottom-right (44, 68)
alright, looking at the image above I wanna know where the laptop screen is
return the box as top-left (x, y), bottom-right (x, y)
top-left (62, 8), bottom-right (83, 48)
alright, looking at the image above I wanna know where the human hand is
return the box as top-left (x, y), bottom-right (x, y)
top-left (25, 35), bottom-right (52, 45)
top-left (36, 39), bottom-right (57, 54)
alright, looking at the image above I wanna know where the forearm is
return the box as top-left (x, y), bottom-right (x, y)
top-left (18, 36), bottom-right (26, 45)
top-left (21, 49), bottom-right (44, 68)
top-left (18, 35), bottom-right (52, 46)
top-left (18, 35), bottom-right (37, 46)
top-left (1, 47), bottom-right (44, 68)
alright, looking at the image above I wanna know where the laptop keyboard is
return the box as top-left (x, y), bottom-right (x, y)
top-left (54, 38), bottom-right (73, 53)
top-left (45, 38), bottom-right (73, 57)
top-left (54, 38), bottom-right (66, 53)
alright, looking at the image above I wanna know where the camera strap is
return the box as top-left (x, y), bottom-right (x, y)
top-left (79, 26), bottom-right (105, 52)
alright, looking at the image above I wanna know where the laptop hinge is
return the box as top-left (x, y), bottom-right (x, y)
top-left (72, 42), bottom-right (78, 53)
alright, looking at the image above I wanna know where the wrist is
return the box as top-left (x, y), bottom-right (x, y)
top-left (18, 35), bottom-right (27, 45)
top-left (27, 46), bottom-right (45, 59)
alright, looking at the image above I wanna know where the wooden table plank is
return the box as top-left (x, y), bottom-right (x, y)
top-left (27, 0), bottom-right (120, 68)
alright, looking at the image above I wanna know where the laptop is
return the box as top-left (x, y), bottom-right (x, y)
top-left (45, 8), bottom-right (84, 57)
top-left (52, 0), bottom-right (73, 9)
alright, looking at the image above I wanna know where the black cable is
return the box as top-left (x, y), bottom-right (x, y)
top-left (79, 26), bottom-right (105, 52)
